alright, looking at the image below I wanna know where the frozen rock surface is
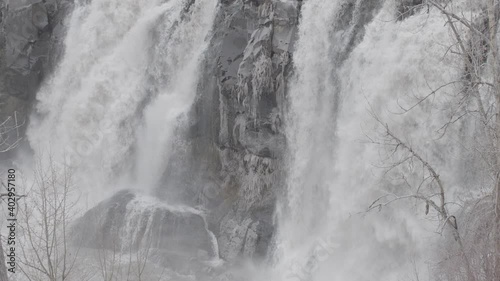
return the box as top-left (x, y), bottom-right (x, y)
top-left (0, 0), bottom-right (71, 152)
top-left (3, 0), bottom-right (382, 268)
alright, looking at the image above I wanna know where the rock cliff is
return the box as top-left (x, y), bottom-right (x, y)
top-left (0, 0), bottom-right (72, 152)
top-left (2, 0), bottom-right (383, 270)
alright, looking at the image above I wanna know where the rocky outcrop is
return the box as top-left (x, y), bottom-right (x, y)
top-left (176, 0), bottom-right (300, 262)
top-left (0, 0), bottom-right (71, 152)
top-left (72, 190), bottom-right (217, 272)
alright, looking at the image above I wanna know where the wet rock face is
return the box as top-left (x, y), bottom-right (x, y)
top-left (0, 0), bottom-right (71, 151)
top-left (72, 190), bottom-right (214, 260)
top-left (180, 0), bottom-right (300, 262)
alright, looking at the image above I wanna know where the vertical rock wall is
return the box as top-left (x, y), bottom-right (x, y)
top-left (180, 0), bottom-right (300, 261)
top-left (0, 0), bottom-right (71, 152)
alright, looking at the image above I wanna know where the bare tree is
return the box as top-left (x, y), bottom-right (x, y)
top-left (95, 228), bottom-right (165, 281)
top-left (368, 1), bottom-right (500, 280)
top-left (425, 1), bottom-right (500, 279)
top-left (0, 112), bottom-right (26, 281)
top-left (96, 239), bottom-right (121, 281)
top-left (0, 112), bottom-right (24, 153)
top-left (367, 114), bottom-right (475, 281)
top-left (17, 155), bottom-right (81, 281)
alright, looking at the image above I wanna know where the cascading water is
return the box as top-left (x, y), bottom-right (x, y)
top-left (23, 0), bottom-right (220, 276)
top-left (134, 0), bottom-right (218, 191)
top-left (271, 1), bottom-right (464, 281)
top-left (273, 0), bottom-right (341, 278)
top-left (5, 0), bottom-right (488, 280)
top-left (27, 0), bottom-right (218, 200)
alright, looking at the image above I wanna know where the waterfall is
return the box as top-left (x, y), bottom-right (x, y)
top-left (9, 0), bottom-right (484, 279)
top-left (273, 1), bottom-right (461, 280)
top-left (134, 0), bottom-right (218, 191)
top-left (274, 1), bottom-right (341, 278)
top-left (21, 1), bottom-right (221, 277)
top-left (118, 195), bottom-right (221, 261)
top-left (27, 0), bottom-right (218, 200)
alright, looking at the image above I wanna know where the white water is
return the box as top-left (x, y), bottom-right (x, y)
top-left (20, 1), bottom-right (220, 278)
top-left (21, 1), bottom-right (220, 276)
top-left (17, 0), bottom-right (484, 280)
top-left (118, 195), bottom-right (222, 262)
top-left (135, 0), bottom-right (218, 191)
top-left (27, 0), bottom-right (218, 201)
top-left (273, 1), bottom-right (467, 281)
